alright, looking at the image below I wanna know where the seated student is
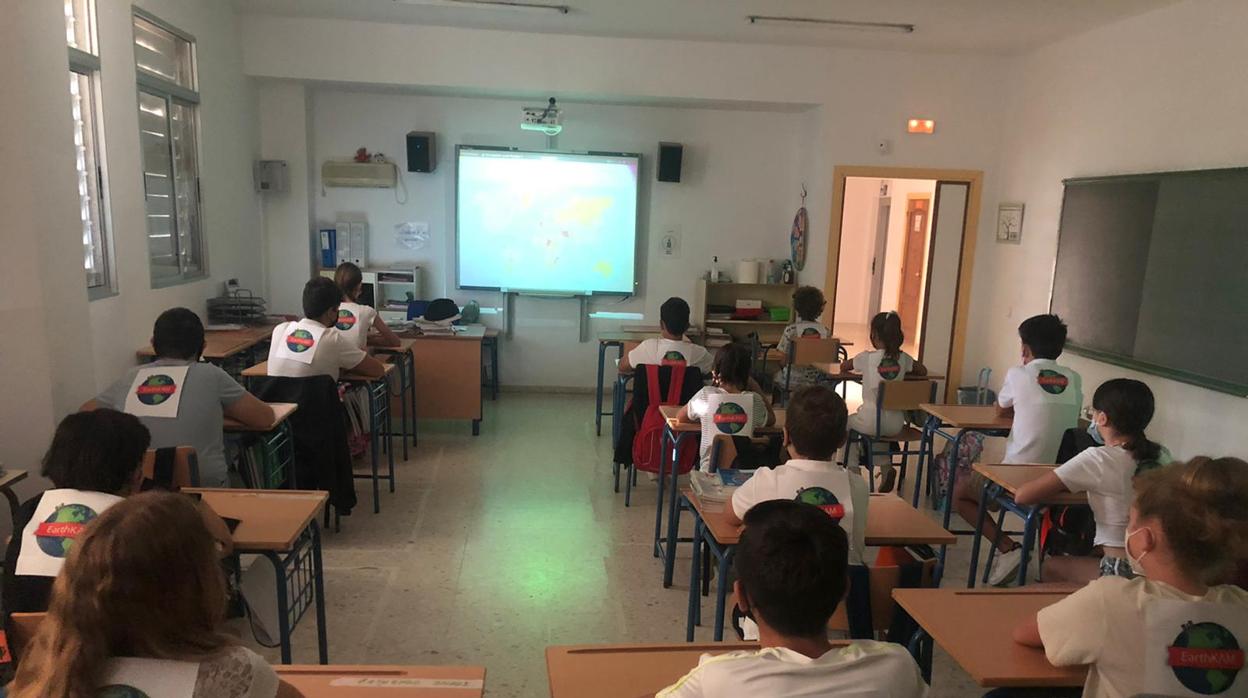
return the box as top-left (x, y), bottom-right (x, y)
top-left (10, 491), bottom-right (292, 698)
top-left (267, 277), bottom-right (385, 380)
top-left (677, 342), bottom-right (776, 472)
top-left (1014, 457), bottom-right (1248, 698)
top-left (772, 285), bottom-right (834, 391)
top-left (87, 307), bottom-right (275, 487)
top-left (618, 297), bottom-right (713, 375)
top-left (958, 314), bottom-right (1082, 585)
top-left (333, 262), bottom-right (401, 350)
top-left (728, 385), bottom-right (868, 566)
top-left (657, 500), bottom-right (927, 697)
top-left (1016, 378), bottom-right (1171, 584)
top-left (841, 311), bottom-right (927, 492)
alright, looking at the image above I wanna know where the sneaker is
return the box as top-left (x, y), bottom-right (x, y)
top-left (877, 468), bottom-right (898, 494)
top-left (987, 546), bottom-right (1023, 587)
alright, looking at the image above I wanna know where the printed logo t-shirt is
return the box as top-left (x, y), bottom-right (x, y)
top-left (335, 301), bottom-right (378, 350)
top-left (850, 349), bottom-right (916, 436)
top-left (628, 338), bottom-right (713, 374)
top-left (998, 359), bottom-right (1082, 464)
top-left (685, 386), bottom-right (769, 471)
top-left (266, 319), bottom-right (366, 380)
top-left (1053, 444), bottom-right (1137, 548)
top-left (776, 321), bottom-right (831, 356)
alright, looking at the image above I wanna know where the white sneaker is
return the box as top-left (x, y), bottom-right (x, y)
top-left (987, 546), bottom-right (1023, 587)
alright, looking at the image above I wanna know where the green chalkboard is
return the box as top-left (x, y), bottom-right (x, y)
top-left (1051, 167), bottom-right (1248, 397)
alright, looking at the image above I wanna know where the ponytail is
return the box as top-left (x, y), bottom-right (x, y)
top-left (870, 311), bottom-right (904, 359)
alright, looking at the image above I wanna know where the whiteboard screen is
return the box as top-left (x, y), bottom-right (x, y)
top-left (456, 146), bottom-right (640, 294)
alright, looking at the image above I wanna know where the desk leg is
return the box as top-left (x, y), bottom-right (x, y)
top-left (595, 342), bottom-right (607, 436)
top-left (266, 551), bottom-right (293, 665)
top-left (472, 419), bottom-right (480, 436)
top-left (687, 516), bottom-right (703, 642)
top-left (1017, 507), bottom-right (1041, 587)
top-left (713, 548), bottom-right (734, 642)
top-left (399, 355), bottom-right (410, 463)
top-left (311, 521), bottom-right (329, 664)
top-left (410, 355), bottom-right (419, 449)
top-left (369, 388), bottom-right (381, 514)
top-left (664, 433), bottom-right (688, 572)
top-left (967, 481), bottom-right (995, 588)
top-left (935, 428), bottom-right (965, 585)
top-left (653, 426), bottom-right (671, 558)
top-left (663, 492), bottom-right (684, 588)
top-left (491, 337), bottom-right (499, 401)
top-left (913, 416), bottom-right (937, 508)
top-left (907, 628), bottom-right (933, 685)
top-left (385, 397), bottom-right (395, 493)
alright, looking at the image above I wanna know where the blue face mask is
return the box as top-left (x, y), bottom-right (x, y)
top-left (1087, 420), bottom-right (1105, 445)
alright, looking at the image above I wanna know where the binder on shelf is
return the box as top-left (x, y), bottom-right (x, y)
top-left (319, 228), bottom-right (336, 269)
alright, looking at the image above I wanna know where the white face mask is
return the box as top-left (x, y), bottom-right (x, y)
top-left (1125, 526), bottom-right (1150, 576)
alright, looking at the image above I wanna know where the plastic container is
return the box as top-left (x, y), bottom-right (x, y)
top-left (768, 307), bottom-right (791, 322)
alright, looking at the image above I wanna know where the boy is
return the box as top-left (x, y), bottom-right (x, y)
top-left (956, 313), bottom-right (1082, 585)
top-left (89, 308), bottom-right (274, 487)
top-left (618, 297), bottom-right (712, 375)
top-left (728, 385), bottom-right (868, 565)
top-left (773, 285), bottom-right (832, 391)
top-left (267, 277), bottom-right (386, 380)
top-left (657, 500), bottom-right (926, 697)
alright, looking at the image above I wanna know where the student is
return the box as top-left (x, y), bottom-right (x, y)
top-left (333, 262), bottom-right (402, 350)
top-left (10, 491), bottom-right (290, 698)
top-left (657, 500), bottom-right (927, 697)
top-left (841, 311), bottom-right (926, 492)
top-left (773, 285), bottom-right (833, 391)
top-left (618, 297), bottom-right (713, 375)
top-left (1014, 457), bottom-right (1248, 698)
top-left (87, 307), bottom-right (275, 487)
top-left (2, 410), bottom-right (148, 637)
top-left (267, 277), bottom-right (386, 380)
top-left (677, 342), bottom-right (775, 472)
top-left (1014, 378), bottom-right (1171, 584)
top-left (728, 385), bottom-right (868, 566)
top-left (957, 314), bottom-right (1082, 585)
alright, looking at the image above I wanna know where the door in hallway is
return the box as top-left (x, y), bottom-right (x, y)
top-left (897, 197), bottom-right (929, 341)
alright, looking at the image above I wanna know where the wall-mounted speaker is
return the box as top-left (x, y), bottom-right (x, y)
top-left (406, 131), bottom-right (437, 173)
top-left (657, 142), bottom-right (683, 183)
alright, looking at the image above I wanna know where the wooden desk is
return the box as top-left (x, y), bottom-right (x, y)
top-left (920, 403), bottom-right (1012, 431)
top-left (892, 587), bottom-right (1086, 688)
top-left (396, 334), bottom-right (485, 435)
top-left (546, 643), bottom-right (756, 698)
top-left (813, 363), bottom-right (945, 382)
top-left (973, 464), bottom-right (1086, 507)
top-left (241, 361), bottom-right (393, 382)
top-left (224, 402), bottom-right (298, 432)
top-left (138, 325), bottom-right (275, 361)
top-left (277, 665), bottom-right (485, 697)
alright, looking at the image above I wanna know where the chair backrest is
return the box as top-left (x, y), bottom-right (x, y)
top-left (8, 611), bottom-right (47, 658)
top-left (141, 447), bottom-right (200, 491)
top-left (828, 558), bottom-right (936, 635)
top-left (711, 434), bottom-right (739, 472)
top-left (879, 379), bottom-right (938, 412)
top-left (790, 337), bottom-right (841, 365)
top-left (622, 340), bottom-right (641, 358)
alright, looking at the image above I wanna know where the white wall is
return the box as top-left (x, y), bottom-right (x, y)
top-left (968, 0), bottom-right (1248, 459)
top-left (833, 177), bottom-right (881, 324)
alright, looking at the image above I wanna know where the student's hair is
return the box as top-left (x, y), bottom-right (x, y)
top-left (660, 297), bottom-right (691, 336)
top-left (303, 276), bottom-right (342, 319)
top-left (151, 307), bottom-right (205, 360)
top-left (11, 491), bottom-right (233, 698)
top-left (712, 342), bottom-right (752, 389)
top-left (735, 499), bottom-right (849, 638)
top-left (791, 286), bottom-right (826, 323)
top-left (869, 311), bottom-right (904, 359)
top-left (334, 261), bottom-right (364, 301)
top-left (785, 385), bottom-right (848, 461)
top-left (1017, 314), bottom-right (1067, 360)
top-left (41, 410), bottom-right (149, 494)
top-left (1134, 456), bottom-right (1248, 584)
top-left (1092, 378), bottom-right (1161, 466)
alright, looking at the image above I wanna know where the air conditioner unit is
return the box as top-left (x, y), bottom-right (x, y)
top-left (321, 160), bottom-right (398, 189)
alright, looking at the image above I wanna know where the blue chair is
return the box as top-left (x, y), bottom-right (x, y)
top-left (844, 379), bottom-right (938, 492)
top-left (776, 337), bottom-right (844, 406)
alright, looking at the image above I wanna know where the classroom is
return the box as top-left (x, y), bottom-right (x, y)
top-left (2, 0), bottom-right (1247, 696)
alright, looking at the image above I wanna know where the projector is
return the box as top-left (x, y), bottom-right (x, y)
top-left (521, 97), bottom-right (563, 136)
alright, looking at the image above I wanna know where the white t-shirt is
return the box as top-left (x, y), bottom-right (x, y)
top-left (998, 359), bottom-right (1082, 464)
top-left (732, 459), bottom-right (869, 565)
top-left (656, 641), bottom-right (927, 698)
top-left (266, 318), bottom-right (366, 379)
top-left (851, 349), bottom-right (916, 436)
top-left (102, 646), bottom-right (279, 698)
top-left (776, 321), bottom-right (830, 356)
top-left (629, 337), bottom-right (713, 375)
top-left (1053, 445), bottom-right (1136, 548)
top-left (1038, 576), bottom-right (1248, 698)
top-left (686, 386), bottom-right (770, 471)
top-left (334, 301), bottom-right (377, 350)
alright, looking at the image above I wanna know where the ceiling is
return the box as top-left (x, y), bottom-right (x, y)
top-left (234, 0), bottom-right (1180, 54)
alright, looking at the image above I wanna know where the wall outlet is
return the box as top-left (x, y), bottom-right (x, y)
top-left (876, 138), bottom-right (893, 155)
top-left (660, 227), bottom-right (682, 258)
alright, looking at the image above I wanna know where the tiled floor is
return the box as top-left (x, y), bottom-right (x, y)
top-left (237, 392), bottom-right (1015, 697)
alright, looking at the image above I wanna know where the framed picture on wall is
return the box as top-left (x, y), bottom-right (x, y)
top-left (997, 202), bottom-right (1025, 243)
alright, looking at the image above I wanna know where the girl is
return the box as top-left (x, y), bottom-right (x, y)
top-left (333, 262), bottom-right (402, 350)
top-left (772, 285), bottom-right (832, 392)
top-left (841, 311), bottom-right (926, 492)
top-left (10, 491), bottom-right (289, 698)
top-left (678, 342), bottom-right (776, 472)
top-left (1014, 457), bottom-right (1248, 698)
top-left (1014, 378), bottom-right (1171, 584)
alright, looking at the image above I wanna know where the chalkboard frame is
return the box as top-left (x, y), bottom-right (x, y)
top-left (1050, 167), bottom-right (1248, 398)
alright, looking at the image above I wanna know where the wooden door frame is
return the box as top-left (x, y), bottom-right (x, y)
top-left (823, 165), bottom-right (984, 402)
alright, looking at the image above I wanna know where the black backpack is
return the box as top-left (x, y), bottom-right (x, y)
top-left (1039, 428), bottom-right (1098, 557)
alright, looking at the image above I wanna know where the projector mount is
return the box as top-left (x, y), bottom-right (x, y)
top-left (521, 97), bottom-right (563, 136)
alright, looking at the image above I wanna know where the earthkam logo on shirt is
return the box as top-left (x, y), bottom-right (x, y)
top-left (661, 351), bottom-right (687, 366)
top-left (335, 309), bottom-right (357, 331)
top-left (1166, 620), bottom-right (1244, 694)
top-left (878, 357), bottom-right (901, 380)
top-left (712, 401), bottom-right (749, 435)
top-left (34, 503), bottom-right (99, 558)
top-left (1036, 369), bottom-right (1070, 394)
top-left (795, 487), bottom-right (844, 525)
top-left (286, 329), bottom-right (315, 353)
top-left (134, 374), bottom-right (177, 405)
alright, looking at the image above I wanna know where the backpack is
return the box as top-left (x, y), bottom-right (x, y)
top-left (632, 364), bottom-right (699, 475)
top-left (1040, 427), bottom-right (1098, 557)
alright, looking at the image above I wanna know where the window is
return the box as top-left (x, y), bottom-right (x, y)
top-left (133, 11), bottom-right (204, 285)
top-left (67, 0), bottom-right (114, 296)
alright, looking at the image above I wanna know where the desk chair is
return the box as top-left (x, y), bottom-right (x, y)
top-left (8, 611), bottom-right (46, 658)
top-left (845, 380), bottom-right (938, 493)
top-left (141, 447), bottom-right (200, 491)
top-left (610, 341), bottom-right (641, 494)
top-left (829, 557), bottom-right (935, 641)
top-left (777, 337), bottom-right (843, 405)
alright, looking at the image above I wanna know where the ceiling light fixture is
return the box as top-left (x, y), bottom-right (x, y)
top-left (747, 15), bottom-right (914, 34)
top-left (394, 0), bottom-right (570, 14)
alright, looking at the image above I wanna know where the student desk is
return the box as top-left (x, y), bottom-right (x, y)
top-left (187, 488), bottom-right (329, 665)
top-left (655, 407), bottom-right (787, 589)
top-left (0, 469), bottom-right (29, 566)
top-left (595, 330), bottom-right (656, 436)
top-left (372, 342), bottom-right (419, 463)
top-left (916, 403), bottom-right (1013, 583)
top-left (892, 587), bottom-right (1086, 688)
top-left (684, 490), bottom-right (955, 641)
top-left (225, 402), bottom-right (298, 489)
top-left (967, 464), bottom-right (1088, 589)
top-left (138, 325), bottom-right (275, 376)
top-left (399, 331), bottom-right (487, 436)
top-left (276, 665), bottom-right (485, 696)
top-left (812, 363), bottom-right (944, 382)
top-left (546, 642), bottom-right (758, 698)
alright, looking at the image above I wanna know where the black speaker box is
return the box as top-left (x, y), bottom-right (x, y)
top-left (406, 131), bottom-right (436, 173)
top-left (657, 142), bottom-right (682, 183)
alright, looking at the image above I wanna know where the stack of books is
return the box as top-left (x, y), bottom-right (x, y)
top-left (690, 468), bottom-right (755, 502)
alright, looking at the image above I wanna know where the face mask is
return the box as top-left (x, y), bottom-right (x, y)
top-left (1125, 526), bottom-right (1150, 576)
top-left (1087, 420), bottom-right (1105, 445)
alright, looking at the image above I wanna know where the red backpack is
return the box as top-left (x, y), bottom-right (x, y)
top-left (632, 364), bottom-right (699, 475)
